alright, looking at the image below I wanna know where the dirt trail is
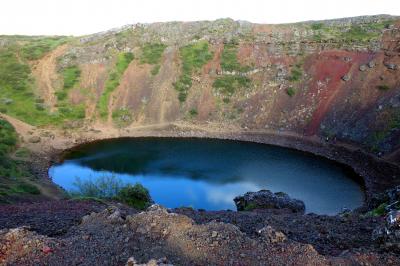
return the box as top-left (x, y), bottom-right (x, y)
top-left (31, 45), bottom-right (68, 112)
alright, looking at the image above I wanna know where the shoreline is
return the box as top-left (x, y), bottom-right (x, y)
top-left (1, 113), bottom-right (398, 207)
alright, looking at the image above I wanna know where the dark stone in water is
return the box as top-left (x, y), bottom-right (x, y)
top-left (233, 190), bottom-right (305, 213)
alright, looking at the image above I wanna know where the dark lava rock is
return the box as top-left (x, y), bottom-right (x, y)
top-left (233, 190), bottom-right (305, 213)
top-left (385, 63), bottom-right (398, 70)
top-left (373, 210), bottom-right (400, 251)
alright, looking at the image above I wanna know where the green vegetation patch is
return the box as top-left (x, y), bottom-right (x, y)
top-left (174, 41), bottom-right (213, 102)
top-left (0, 119), bottom-right (40, 202)
top-left (0, 49), bottom-right (53, 125)
top-left (220, 43), bottom-right (250, 72)
top-left (71, 175), bottom-right (152, 210)
top-left (212, 75), bottom-right (251, 96)
top-left (286, 87), bottom-right (296, 97)
top-left (140, 43), bottom-right (166, 65)
top-left (151, 65), bottom-right (161, 76)
top-left (310, 20), bottom-right (394, 42)
top-left (112, 108), bottom-right (133, 128)
top-left (116, 183), bottom-right (152, 210)
top-left (54, 65), bottom-right (86, 121)
top-left (62, 66), bottom-right (81, 89)
top-left (98, 52), bottom-right (134, 118)
top-left (288, 64), bottom-right (303, 82)
top-left (21, 37), bottom-right (68, 60)
top-left (377, 84), bottom-right (390, 91)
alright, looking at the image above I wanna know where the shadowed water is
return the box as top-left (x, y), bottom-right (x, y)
top-left (49, 138), bottom-right (364, 214)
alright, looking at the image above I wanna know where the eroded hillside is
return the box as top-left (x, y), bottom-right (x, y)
top-left (0, 15), bottom-right (399, 161)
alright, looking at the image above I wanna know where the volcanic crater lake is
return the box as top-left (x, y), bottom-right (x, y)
top-left (49, 138), bottom-right (365, 214)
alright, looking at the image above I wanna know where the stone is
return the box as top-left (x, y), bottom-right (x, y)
top-left (385, 63), bottom-right (398, 70)
top-left (28, 136), bottom-right (41, 143)
top-left (359, 64), bottom-right (367, 72)
top-left (372, 210), bottom-right (400, 252)
top-left (341, 74), bottom-right (351, 81)
top-left (258, 226), bottom-right (287, 244)
top-left (368, 61), bottom-right (376, 68)
top-left (234, 190), bottom-right (305, 213)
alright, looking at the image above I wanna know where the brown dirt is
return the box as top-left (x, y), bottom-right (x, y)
top-left (0, 203), bottom-right (399, 265)
top-left (31, 45), bottom-right (68, 112)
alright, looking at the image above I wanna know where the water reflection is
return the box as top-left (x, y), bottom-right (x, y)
top-left (49, 138), bottom-right (365, 214)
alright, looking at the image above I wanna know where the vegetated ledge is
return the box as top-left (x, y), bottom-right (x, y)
top-left (27, 121), bottom-right (399, 209)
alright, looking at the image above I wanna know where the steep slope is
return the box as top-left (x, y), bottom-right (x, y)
top-left (0, 15), bottom-right (399, 162)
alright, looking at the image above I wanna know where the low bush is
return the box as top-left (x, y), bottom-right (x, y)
top-left (117, 183), bottom-right (152, 210)
top-left (213, 75), bottom-right (250, 96)
top-left (140, 43), bottom-right (166, 65)
top-left (286, 87), bottom-right (296, 97)
top-left (71, 175), bottom-right (152, 210)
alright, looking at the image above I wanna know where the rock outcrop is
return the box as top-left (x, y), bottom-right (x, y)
top-left (234, 190), bottom-right (306, 213)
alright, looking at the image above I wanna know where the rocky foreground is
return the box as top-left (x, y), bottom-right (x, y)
top-left (0, 197), bottom-right (399, 266)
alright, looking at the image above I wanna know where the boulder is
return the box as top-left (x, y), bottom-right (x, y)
top-left (385, 63), bottom-right (398, 70)
top-left (28, 136), bottom-right (41, 143)
top-left (233, 190), bottom-right (305, 213)
top-left (368, 61), bottom-right (376, 68)
top-left (372, 210), bottom-right (400, 251)
top-left (341, 74), bottom-right (351, 81)
top-left (257, 226), bottom-right (287, 244)
top-left (359, 64), bottom-right (367, 72)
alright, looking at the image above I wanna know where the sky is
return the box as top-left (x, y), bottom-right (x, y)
top-left (1, 0), bottom-right (399, 36)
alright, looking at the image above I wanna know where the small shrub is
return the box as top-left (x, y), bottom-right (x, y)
top-left (62, 66), bottom-right (81, 89)
top-left (367, 203), bottom-right (388, 217)
top-left (72, 175), bottom-right (124, 198)
top-left (140, 44), bottom-right (166, 65)
top-left (112, 108), bottom-right (133, 128)
top-left (189, 108), bottom-right (198, 117)
top-left (220, 43), bottom-right (250, 72)
top-left (117, 183), bottom-right (152, 210)
top-left (311, 23), bottom-right (324, 30)
top-left (288, 67), bottom-right (302, 82)
top-left (213, 75), bottom-right (251, 96)
top-left (286, 87), bottom-right (296, 97)
top-left (377, 85), bottom-right (390, 91)
top-left (151, 64), bottom-right (161, 76)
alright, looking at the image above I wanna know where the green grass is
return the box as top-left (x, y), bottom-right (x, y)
top-left (311, 20), bottom-right (393, 42)
top-left (212, 75), bottom-right (251, 96)
top-left (151, 64), bottom-right (161, 76)
top-left (140, 43), bottom-right (166, 65)
top-left (286, 87), bottom-right (296, 97)
top-left (112, 108), bottom-right (133, 127)
top-left (0, 119), bottom-right (41, 202)
top-left (366, 203), bottom-right (388, 217)
top-left (288, 65), bottom-right (303, 82)
top-left (62, 66), bottom-right (81, 89)
top-left (54, 65), bottom-right (86, 121)
top-left (174, 40), bottom-right (213, 102)
top-left (21, 37), bottom-right (68, 60)
top-left (98, 52), bottom-right (134, 118)
top-left (189, 108), bottom-right (198, 117)
top-left (377, 84), bottom-right (390, 91)
top-left (220, 43), bottom-right (250, 72)
top-left (71, 175), bottom-right (152, 210)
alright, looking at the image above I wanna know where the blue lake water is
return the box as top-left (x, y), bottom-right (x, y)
top-left (49, 138), bottom-right (364, 214)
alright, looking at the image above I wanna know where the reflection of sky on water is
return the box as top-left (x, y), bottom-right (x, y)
top-left (49, 138), bottom-right (365, 214)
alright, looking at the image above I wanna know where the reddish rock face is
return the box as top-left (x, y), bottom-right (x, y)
top-left (1, 15), bottom-right (399, 161)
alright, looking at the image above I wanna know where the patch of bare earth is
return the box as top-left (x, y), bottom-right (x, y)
top-left (31, 45), bottom-right (68, 112)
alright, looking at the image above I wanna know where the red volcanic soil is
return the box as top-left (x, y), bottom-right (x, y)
top-left (304, 50), bottom-right (374, 135)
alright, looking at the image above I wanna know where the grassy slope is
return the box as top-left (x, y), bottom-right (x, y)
top-left (0, 119), bottom-right (40, 203)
